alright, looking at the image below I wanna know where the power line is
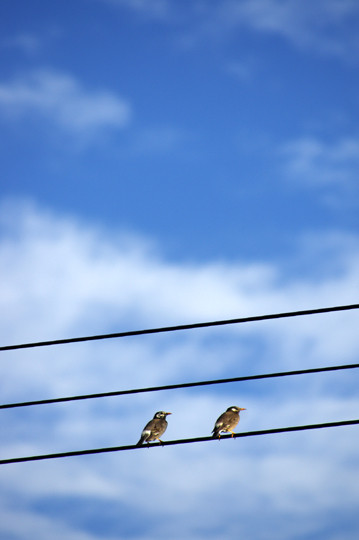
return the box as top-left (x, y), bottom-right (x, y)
top-left (1, 303), bottom-right (359, 352)
top-left (1, 362), bottom-right (359, 410)
top-left (1, 418), bottom-right (358, 465)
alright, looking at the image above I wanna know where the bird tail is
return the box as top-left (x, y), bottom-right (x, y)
top-left (212, 428), bottom-right (220, 438)
top-left (136, 436), bottom-right (145, 446)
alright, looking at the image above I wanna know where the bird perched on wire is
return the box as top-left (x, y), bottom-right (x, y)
top-left (136, 411), bottom-right (172, 446)
top-left (212, 406), bottom-right (246, 439)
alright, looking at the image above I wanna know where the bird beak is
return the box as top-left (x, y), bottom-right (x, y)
top-left (166, 412), bottom-right (172, 415)
top-left (240, 408), bottom-right (246, 411)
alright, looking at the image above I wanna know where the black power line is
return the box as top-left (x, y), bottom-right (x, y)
top-left (1, 303), bottom-right (359, 352)
top-left (1, 419), bottom-right (358, 465)
top-left (1, 362), bottom-right (359, 410)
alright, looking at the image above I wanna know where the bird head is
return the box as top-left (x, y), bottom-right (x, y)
top-left (227, 406), bottom-right (246, 413)
top-left (154, 411), bottom-right (172, 419)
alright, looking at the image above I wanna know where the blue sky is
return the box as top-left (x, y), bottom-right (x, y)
top-left (1, 1), bottom-right (359, 540)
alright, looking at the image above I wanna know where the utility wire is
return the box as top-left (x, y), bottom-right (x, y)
top-left (1, 419), bottom-right (358, 465)
top-left (1, 362), bottom-right (359, 410)
top-left (1, 303), bottom-right (359, 352)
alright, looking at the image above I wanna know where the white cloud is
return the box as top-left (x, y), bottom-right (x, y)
top-left (0, 70), bottom-right (131, 134)
top-left (0, 499), bottom-right (110, 540)
top-left (0, 199), bottom-right (359, 540)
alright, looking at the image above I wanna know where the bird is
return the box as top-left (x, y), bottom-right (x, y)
top-left (136, 411), bottom-right (172, 446)
top-left (212, 406), bottom-right (246, 439)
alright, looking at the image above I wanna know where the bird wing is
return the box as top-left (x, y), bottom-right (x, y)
top-left (212, 411), bottom-right (239, 436)
top-left (137, 418), bottom-right (168, 444)
top-left (212, 412), bottom-right (227, 435)
top-left (147, 418), bottom-right (167, 440)
top-left (136, 419), bottom-right (157, 445)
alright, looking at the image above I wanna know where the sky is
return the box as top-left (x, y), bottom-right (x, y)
top-left (0, 1), bottom-right (359, 539)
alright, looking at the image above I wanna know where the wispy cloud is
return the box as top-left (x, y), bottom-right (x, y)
top-left (0, 70), bottom-right (131, 134)
top-left (215, 0), bottom-right (359, 56)
top-left (103, 0), bottom-right (172, 19)
top-left (281, 136), bottom-right (359, 186)
top-left (100, 0), bottom-right (359, 59)
top-left (128, 125), bottom-right (186, 155)
top-left (2, 29), bottom-right (62, 57)
top-left (2, 33), bottom-right (42, 55)
top-left (225, 59), bottom-right (254, 81)
top-left (0, 199), bottom-right (359, 540)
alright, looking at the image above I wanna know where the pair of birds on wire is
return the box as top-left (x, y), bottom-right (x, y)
top-left (136, 405), bottom-right (246, 445)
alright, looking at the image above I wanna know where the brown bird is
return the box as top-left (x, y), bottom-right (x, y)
top-left (212, 406), bottom-right (246, 439)
top-left (136, 411), bottom-right (172, 446)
